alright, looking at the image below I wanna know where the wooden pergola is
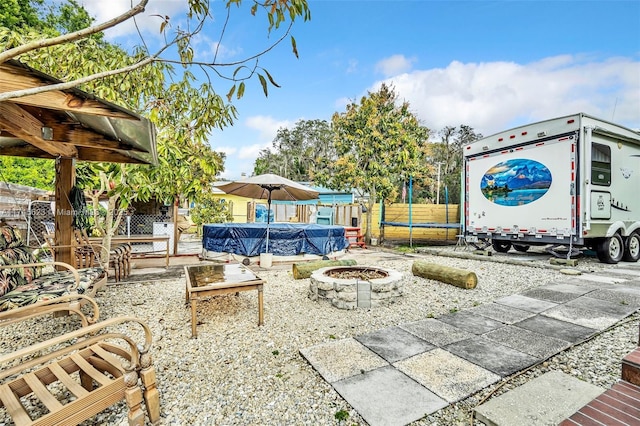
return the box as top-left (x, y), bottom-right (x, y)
top-left (0, 59), bottom-right (157, 265)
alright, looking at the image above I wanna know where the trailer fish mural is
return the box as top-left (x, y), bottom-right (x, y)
top-left (481, 158), bottom-right (552, 206)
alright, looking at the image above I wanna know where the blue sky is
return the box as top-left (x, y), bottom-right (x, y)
top-left (82, 0), bottom-right (639, 180)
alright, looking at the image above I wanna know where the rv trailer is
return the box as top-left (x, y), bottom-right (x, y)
top-left (464, 113), bottom-right (640, 264)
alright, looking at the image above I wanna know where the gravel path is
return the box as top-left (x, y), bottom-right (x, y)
top-left (2, 247), bottom-right (638, 425)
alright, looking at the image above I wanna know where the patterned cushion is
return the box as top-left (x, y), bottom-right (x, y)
top-left (0, 226), bottom-right (24, 250)
top-left (0, 227), bottom-right (42, 297)
top-left (0, 267), bottom-right (105, 311)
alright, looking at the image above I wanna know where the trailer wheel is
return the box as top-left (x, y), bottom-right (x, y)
top-left (596, 234), bottom-right (624, 264)
top-left (492, 241), bottom-right (512, 253)
top-left (513, 244), bottom-right (530, 253)
top-left (623, 232), bottom-right (640, 262)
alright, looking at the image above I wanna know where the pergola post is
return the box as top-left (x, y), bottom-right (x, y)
top-left (54, 158), bottom-right (75, 267)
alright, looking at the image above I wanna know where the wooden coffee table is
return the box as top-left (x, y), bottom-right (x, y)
top-left (184, 263), bottom-right (264, 338)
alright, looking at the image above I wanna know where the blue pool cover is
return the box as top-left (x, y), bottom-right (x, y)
top-left (202, 223), bottom-right (349, 257)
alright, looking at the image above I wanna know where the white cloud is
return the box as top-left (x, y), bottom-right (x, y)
top-left (375, 54), bottom-right (416, 77)
top-left (334, 96), bottom-right (351, 111)
top-left (215, 145), bottom-right (237, 156)
top-left (245, 115), bottom-right (293, 143)
top-left (346, 59), bottom-right (358, 74)
top-left (374, 55), bottom-right (640, 136)
top-left (79, 0), bottom-right (188, 41)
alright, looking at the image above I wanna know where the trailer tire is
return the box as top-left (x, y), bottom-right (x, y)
top-left (492, 241), bottom-right (512, 253)
top-left (623, 232), bottom-right (640, 262)
top-left (596, 234), bottom-right (624, 264)
top-left (513, 244), bottom-right (530, 253)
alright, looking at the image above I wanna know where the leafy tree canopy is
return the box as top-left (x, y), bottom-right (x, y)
top-left (254, 119), bottom-right (333, 181)
top-left (0, 0), bottom-right (310, 241)
top-left (0, 156), bottom-right (54, 190)
top-left (315, 83), bottom-right (430, 240)
top-left (429, 125), bottom-right (482, 204)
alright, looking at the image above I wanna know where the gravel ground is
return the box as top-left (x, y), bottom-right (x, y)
top-left (2, 246), bottom-right (639, 426)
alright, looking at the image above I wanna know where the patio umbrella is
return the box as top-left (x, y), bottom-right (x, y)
top-left (217, 174), bottom-right (319, 252)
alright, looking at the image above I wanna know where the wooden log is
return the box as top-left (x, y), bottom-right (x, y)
top-left (292, 259), bottom-right (357, 279)
top-left (411, 260), bottom-right (477, 289)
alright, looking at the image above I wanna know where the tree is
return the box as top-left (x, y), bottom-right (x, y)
top-left (315, 83), bottom-right (429, 242)
top-left (0, 0), bottom-right (43, 30)
top-left (0, 0), bottom-right (310, 252)
top-left (0, 0), bottom-right (310, 102)
top-left (430, 125), bottom-right (482, 204)
top-left (254, 119), bottom-right (333, 181)
top-left (0, 156), bottom-right (54, 190)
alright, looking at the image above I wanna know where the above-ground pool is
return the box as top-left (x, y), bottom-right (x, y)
top-left (202, 223), bottom-right (348, 257)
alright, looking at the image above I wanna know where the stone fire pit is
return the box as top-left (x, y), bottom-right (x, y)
top-left (309, 266), bottom-right (404, 309)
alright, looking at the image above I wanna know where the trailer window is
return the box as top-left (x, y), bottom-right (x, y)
top-left (591, 143), bottom-right (611, 186)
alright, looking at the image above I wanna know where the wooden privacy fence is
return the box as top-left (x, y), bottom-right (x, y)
top-left (244, 200), bottom-right (459, 243)
top-left (363, 203), bottom-right (461, 243)
top-left (246, 202), bottom-right (363, 227)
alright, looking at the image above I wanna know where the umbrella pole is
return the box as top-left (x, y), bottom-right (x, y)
top-left (266, 190), bottom-right (272, 253)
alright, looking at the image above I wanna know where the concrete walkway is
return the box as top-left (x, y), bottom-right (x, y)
top-left (300, 264), bottom-right (640, 426)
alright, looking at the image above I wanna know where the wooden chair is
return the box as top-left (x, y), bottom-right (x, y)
top-left (0, 225), bottom-right (107, 313)
top-left (73, 230), bottom-right (132, 282)
top-left (0, 301), bottom-right (160, 425)
top-left (41, 225), bottom-right (131, 282)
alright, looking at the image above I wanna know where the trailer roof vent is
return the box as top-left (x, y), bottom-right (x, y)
top-left (537, 131), bottom-right (547, 137)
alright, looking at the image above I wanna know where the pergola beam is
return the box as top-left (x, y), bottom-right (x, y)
top-left (0, 103), bottom-right (77, 157)
top-left (0, 65), bottom-right (136, 119)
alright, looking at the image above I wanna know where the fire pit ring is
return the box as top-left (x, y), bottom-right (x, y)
top-left (309, 265), bottom-right (403, 309)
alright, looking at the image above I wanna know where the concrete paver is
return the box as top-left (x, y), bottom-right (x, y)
top-left (520, 287), bottom-right (585, 303)
top-left (483, 325), bottom-right (571, 359)
top-left (399, 318), bottom-right (474, 347)
top-left (354, 326), bottom-right (435, 363)
top-left (394, 348), bottom-right (500, 403)
top-left (575, 273), bottom-right (628, 284)
top-left (514, 315), bottom-right (597, 343)
top-left (332, 365), bottom-right (448, 426)
top-left (541, 282), bottom-right (601, 295)
top-left (587, 287), bottom-right (640, 308)
top-left (299, 256), bottom-right (639, 426)
top-left (298, 338), bottom-right (387, 383)
top-left (437, 310), bottom-right (506, 335)
top-left (444, 336), bottom-right (540, 377)
top-left (474, 371), bottom-right (605, 426)
top-left (566, 295), bottom-right (639, 317)
top-left (466, 303), bottom-right (536, 324)
top-left (494, 294), bottom-right (558, 313)
top-left (541, 304), bottom-right (623, 330)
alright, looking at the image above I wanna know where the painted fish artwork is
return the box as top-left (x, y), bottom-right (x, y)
top-left (481, 158), bottom-right (552, 206)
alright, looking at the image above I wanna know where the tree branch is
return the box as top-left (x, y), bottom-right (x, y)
top-left (0, 0), bottom-right (149, 64)
top-left (0, 55), bottom-right (159, 102)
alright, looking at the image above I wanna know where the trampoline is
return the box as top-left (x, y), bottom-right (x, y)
top-left (202, 223), bottom-right (348, 257)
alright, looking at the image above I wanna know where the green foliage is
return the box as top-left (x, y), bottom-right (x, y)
top-left (0, 0), bottom-right (310, 222)
top-left (316, 83), bottom-right (430, 241)
top-left (429, 125), bottom-right (482, 204)
top-left (190, 191), bottom-right (234, 231)
top-left (334, 410), bottom-right (349, 421)
top-left (0, 157), bottom-right (54, 190)
top-left (0, 0), bottom-right (44, 30)
top-left (254, 119), bottom-right (333, 181)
